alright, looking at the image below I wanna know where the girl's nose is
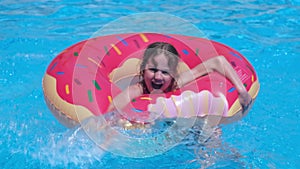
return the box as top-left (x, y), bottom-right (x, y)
top-left (154, 71), bottom-right (163, 80)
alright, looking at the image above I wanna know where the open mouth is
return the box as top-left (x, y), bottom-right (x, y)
top-left (151, 82), bottom-right (163, 89)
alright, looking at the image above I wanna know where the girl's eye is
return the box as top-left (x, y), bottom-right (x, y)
top-left (161, 70), bottom-right (170, 75)
top-left (148, 68), bottom-right (158, 73)
top-left (148, 68), bottom-right (170, 76)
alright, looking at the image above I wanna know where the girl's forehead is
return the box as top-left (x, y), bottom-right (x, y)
top-left (147, 54), bottom-right (170, 68)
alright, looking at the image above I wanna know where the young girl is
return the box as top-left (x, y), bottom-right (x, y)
top-left (108, 42), bottom-right (252, 116)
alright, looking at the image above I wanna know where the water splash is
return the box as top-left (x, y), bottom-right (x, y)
top-left (30, 124), bottom-right (105, 167)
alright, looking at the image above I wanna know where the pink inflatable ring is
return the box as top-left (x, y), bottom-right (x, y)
top-left (43, 33), bottom-right (259, 128)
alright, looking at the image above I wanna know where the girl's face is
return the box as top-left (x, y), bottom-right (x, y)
top-left (143, 54), bottom-right (174, 93)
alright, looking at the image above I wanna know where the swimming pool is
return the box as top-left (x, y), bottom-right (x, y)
top-left (1, 0), bottom-right (299, 168)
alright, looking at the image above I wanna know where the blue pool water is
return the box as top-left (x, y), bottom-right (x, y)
top-left (1, 0), bottom-right (299, 168)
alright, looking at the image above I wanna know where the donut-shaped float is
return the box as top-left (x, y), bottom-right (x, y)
top-left (43, 33), bottom-right (259, 128)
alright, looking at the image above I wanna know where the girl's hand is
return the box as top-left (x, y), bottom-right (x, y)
top-left (238, 91), bottom-right (253, 113)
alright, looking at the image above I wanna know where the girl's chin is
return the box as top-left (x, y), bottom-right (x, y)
top-left (150, 89), bottom-right (164, 94)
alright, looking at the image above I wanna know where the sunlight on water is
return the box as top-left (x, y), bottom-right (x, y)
top-left (94, 12), bottom-right (206, 38)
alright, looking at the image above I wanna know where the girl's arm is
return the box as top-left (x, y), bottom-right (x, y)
top-left (178, 55), bottom-right (252, 111)
top-left (107, 84), bottom-right (142, 112)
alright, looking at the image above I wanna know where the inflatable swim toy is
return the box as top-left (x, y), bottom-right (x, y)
top-left (43, 33), bottom-right (259, 128)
